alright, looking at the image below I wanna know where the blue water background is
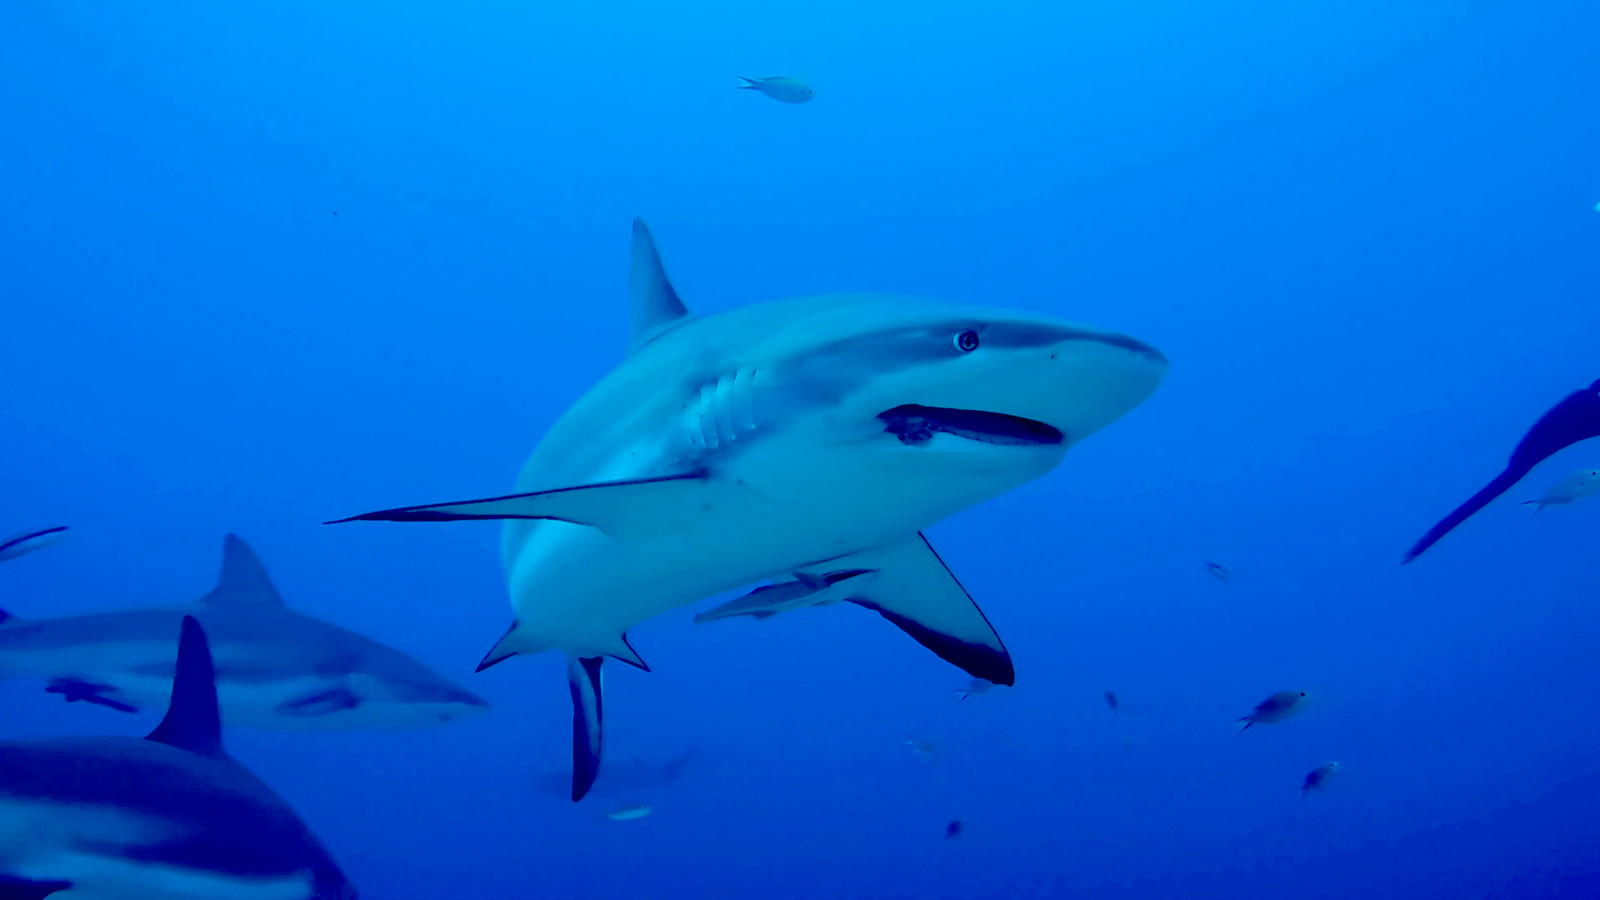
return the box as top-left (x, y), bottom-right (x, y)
top-left (3, 0), bottom-right (1599, 896)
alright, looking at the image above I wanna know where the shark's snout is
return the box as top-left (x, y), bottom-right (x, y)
top-left (1079, 331), bottom-right (1167, 369)
top-left (1034, 330), bottom-right (1166, 444)
top-left (857, 324), bottom-right (1164, 454)
top-left (446, 687), bottom-right (493, 714)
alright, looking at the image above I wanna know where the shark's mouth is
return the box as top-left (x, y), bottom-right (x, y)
top-left (878, 405), bottom-right (1064, 447)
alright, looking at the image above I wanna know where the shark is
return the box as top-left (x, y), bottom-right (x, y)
top-left (0, 534), bottom-right (489, 730)
top-left (0, 615), bottom-right (356, 899)
top-left (530, 746), bottom-right (697, 800)
top-left (330, 219), bottom-right (1167, 800)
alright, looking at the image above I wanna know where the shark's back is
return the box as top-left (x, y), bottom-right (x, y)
top-left (506, 294), bottom-right (929, 483)
top-left (0, 738), bottom-right (325, 867)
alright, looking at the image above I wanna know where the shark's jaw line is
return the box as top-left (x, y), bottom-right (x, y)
top-left (329, 218), bottom-right (1167, 801)
top-left (878, 404), bottom-right (1065, 447)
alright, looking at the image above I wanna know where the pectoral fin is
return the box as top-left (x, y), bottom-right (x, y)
top-left (326, 469), bottom-right (745, 541)
top-left (45, 678), bottom-right (139, 713)
top-left (801, 534), bottom-right (1014, 685)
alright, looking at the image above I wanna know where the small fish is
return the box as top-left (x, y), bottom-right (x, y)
top-left (1205, 561), bottom-right (1231, 583)
top-left (907, 738), bottom-right (942, 762)
top-left (944, 818), bottom-right (966, 839)
top-left (1103, 690), bottom-right (1119, 714)
top-left (956, 677), bottom-right (993, 702)
top-left (1236, 690), bottom-right (1309, 731)
top-left (1300, 761), bottom-right (1339, 796)
top-left (0, 526), bottom-right (69, 563)
top-left (605, 803), bottom-right (652, 821)
top-left (695, 569), bottom-right (875, 624)
top-left (737, 75), bottom-right (815, 104)
top-left (1522, 468), bottom-right (1600, 512)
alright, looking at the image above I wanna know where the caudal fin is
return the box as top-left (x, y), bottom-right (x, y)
top-left (1403, 466), bottom-right (1527, 564)
top-left (568, 655), bottom-right (605, 802)
top-left (736, 76), bottom-right (761, 89)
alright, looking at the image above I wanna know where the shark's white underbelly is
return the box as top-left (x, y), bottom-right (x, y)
top-left (504, 427), bottom-right (1064, 656)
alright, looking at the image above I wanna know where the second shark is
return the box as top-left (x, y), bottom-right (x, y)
top-left (0, 534), bottom-right (488, 729)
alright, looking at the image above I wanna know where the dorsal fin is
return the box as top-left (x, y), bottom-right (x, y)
top-left (201, 534), bottom-right (285, 607)
top-left (146, 615), bottom-right (224, 758)
top-left (627, 218), bottom-right (690, 354)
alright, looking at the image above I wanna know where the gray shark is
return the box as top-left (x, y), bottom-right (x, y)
top-left (0, 615), bottom-right (355, 899)
top-left (331, 219), bottom-right (1167, 799)
top-left (530, 746), bottom-right (697, 800)
top-left (0, 534), bottom-right (488, 730)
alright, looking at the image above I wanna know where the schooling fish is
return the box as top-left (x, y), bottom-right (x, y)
top-left (0, 526), bottom-right (68, 563)
top-left (1103, 690), bottom-right (1119, 714)
top-left (1300, 761), bottom-right (1339, 796)
top-left (736, 75), bottom-right (815, 104)
top-left (944, 818), bottom-right (966, 839)
top-left (1236, 690), bottom-right (1308, 731)
top-left (605, 803), bottom-right (652, 821)
top-left (1205, 561), bottom-right (1231, 583)
top-left (1522, 468), bottom-right (1600, 512)
top-left (1404, 378), bottom-right (1600, 563)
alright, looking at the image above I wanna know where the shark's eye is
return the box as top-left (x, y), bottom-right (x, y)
top-left (954, 330), bottom-right (980, 352)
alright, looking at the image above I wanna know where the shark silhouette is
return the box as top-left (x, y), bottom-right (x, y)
top-left (0, 534), bottom-right (488, 729)
top-left (332, 219), bottom-right (1167, 799)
